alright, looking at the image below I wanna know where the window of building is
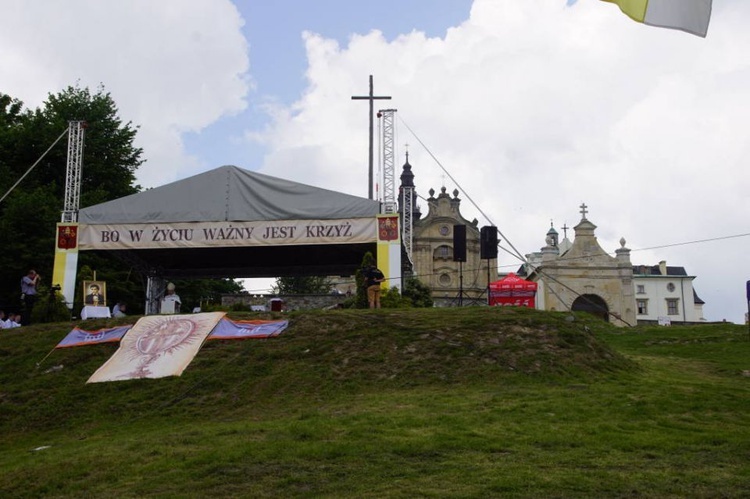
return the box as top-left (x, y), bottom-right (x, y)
top-left (433, 245), bottom-right (452, 260)
top-left (666, 282), bottom-right (675, 292)
top-left (439, 273), bottom-right (451, 286)
top-left (666, 298), bottom-right (679, 315)
top-left (637, 299), bottom-right (648, 315)
top-left (636, 285), bottom-right (645, 294)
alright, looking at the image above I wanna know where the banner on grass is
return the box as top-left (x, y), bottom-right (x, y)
top-left (87, 312), bottom-right (225, 383)
top-left (55, 325), bottom-right (132, 348)
top-left (208, 318), bottom-right (288, 340)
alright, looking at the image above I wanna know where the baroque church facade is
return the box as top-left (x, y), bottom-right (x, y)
top-left (399, 155), bottom-right (497, 307)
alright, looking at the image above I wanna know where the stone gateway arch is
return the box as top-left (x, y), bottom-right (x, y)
top-left (571, 294), bottom-right (610, 322)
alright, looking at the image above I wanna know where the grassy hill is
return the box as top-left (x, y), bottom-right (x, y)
top-left (1, 307), bottom-right (749, 497)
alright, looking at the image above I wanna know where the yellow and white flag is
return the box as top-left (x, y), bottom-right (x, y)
top-left (601, 0), bottom-right (713, 37)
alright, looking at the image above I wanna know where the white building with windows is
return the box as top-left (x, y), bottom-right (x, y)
top-left (632, 261), bottom-right (705, 324)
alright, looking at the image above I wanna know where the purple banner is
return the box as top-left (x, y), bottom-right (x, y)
top-left (208, 318), bottom-right (288, 340)
top-left (55, 325), bottom-right (132, 349)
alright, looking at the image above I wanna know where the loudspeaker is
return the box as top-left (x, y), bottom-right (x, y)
top-left (453, 225), bottom-right (466, 262)
top-left (480, 226), bottom-right (498, 259)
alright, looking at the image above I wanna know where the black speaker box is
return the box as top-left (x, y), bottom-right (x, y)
top-left (453, 225), bottom-right (467, 262)
top-left (480, 226), bottom-right (498, 259)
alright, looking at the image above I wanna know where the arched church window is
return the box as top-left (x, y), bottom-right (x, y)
top-left (433, 245), bottom-right (452, 260)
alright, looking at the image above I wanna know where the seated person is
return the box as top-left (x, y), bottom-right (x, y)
top-left (112, 301), bottom-right (127, 318)
top-left (6, 314), bottom-right (21, 328)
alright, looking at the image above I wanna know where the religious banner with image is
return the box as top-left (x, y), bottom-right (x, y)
top-left (53, 222), bottom-right (80, 310)
top-left (376, 214), bottom-right (402, 292)
top-left (87, 312), bottom-right (225, 383)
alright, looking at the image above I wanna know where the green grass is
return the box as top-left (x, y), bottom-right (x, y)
top-left (1, 308), bottom-right (749, 497)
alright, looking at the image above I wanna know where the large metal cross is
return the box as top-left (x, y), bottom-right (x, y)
top-left (352, 75), bottom-right (391, 200)
top-left (579, 203), bottom-right (589, 219)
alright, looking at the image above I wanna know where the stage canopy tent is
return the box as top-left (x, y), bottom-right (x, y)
top-left (489, 273), bottom-right (537, 308)
top-left (77, 165), bottom-right (381, 278)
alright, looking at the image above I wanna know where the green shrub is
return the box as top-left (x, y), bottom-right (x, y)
top-left (31, 289), bottom-right (72, 323)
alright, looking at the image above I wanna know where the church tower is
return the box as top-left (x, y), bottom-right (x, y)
top-left (398, 152), bottom-right (421, 221)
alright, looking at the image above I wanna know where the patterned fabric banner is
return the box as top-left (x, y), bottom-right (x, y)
top-left (208, 318), bottom-right (289, 340)
top-left (55, 325), bottom-right (132, 348)
top-left (87, 312), bottom-right (225, 383)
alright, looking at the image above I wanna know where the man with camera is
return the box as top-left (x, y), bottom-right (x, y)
top-left (20, 269), bottom-right (40, 325)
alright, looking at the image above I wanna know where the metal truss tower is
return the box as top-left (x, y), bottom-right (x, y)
top-left (378, 109), bottom-right (397, 214)
top-left (62, 121), bottom-right (86, 222)
top-left (401, 183), bottom-right (414, 265)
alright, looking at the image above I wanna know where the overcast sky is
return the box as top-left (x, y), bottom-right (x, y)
top-left (2, 0), bottom-right (748, 322)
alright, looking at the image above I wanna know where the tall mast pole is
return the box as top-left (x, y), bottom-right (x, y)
top-left (352, 75), bottom-right (391, 199)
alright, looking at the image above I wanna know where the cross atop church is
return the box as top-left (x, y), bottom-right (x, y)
top-left (561, 223), bottom-right (569, 239)
top-left (579, 203), bottom-right (588, 219)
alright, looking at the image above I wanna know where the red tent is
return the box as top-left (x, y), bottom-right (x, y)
top-left (489, 273), bottom-right (537, 308)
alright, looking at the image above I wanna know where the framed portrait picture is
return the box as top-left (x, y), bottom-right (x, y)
top-left (83, 280), bottom-right (107, 307)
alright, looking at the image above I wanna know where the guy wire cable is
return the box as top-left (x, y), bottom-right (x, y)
top-left (398, 115), bottom-right (528, 265)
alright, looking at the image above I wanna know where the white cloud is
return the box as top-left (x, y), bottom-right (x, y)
top-left (0, 0), bottom-right (249, 187)
top-left (253, 0), bottom-right (750, 322)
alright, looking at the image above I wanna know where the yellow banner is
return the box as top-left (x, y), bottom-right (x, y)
top-left (53, 223), bottom-right (79, 309)
top-left (377, 214), bottom-right (401, 292)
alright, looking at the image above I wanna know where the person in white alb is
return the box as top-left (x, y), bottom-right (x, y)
top-left (162, 283), bottom-right (181, 313)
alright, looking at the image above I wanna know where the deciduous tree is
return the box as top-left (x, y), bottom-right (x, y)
top-left (273, 276), bottom-right (333, 295)
top-left (0, 85), bottom-right (142, 311)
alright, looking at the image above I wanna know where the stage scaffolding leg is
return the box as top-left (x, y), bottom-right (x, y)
top-left (146, 274), bottom-right (166, 315)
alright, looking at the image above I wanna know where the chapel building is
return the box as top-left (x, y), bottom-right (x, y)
top-left (520, 205), bottom-right (637, 327)
top-left (518, 205), bottom-right (706, 326)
